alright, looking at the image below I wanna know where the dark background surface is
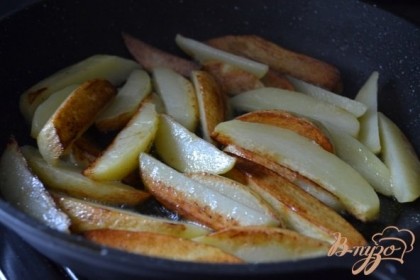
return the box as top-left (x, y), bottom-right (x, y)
top-left (0, 1), bottom-right (419, 280)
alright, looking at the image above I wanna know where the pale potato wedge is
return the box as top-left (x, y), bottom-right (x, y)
top-left (213, 120), bottom-right (380, 221)
top-left (328, 128), bottom-right (393, 196)
top-left (37, 79), bottom-right (117, 165)
top-left (379, 112), bottom-right (420, 202)
top-left (84, 229), bottom-right (242, 263)
top-left (152, 67), bottom-right (199, 131)
top-left (194, 226), bottom-right (330, 262)
top-left (287, 76), bottom-right (367, 117)
top-left (190, 70), bottom-right (228, 143)
top-left (0, 139), bottom-right (70, 232)
top-left (260, 69), bottom-right (295, 91)
top-left (154, 114), bottom-right (235, 174)
top-left (20, 55), bottom-right (139, 122)
top-left (122, 33), bottom-right (199, 76)
top-left (355, 71), bottom-right (381, 153)
top-left (206, 35), bottom-right (342, 92)
top-left (230, 87), bottom-right (360, 137)
top-left (95, 69), bottom-right (152, 132)
top-left (236, 110), bottom-right (334, 153)
top-left (21, 146), bottom-right (150, 206)
top-left (233, 159), bottom-right (366, 247)
top-left (139, 153), bottom-right (280, 230)
top-left (53, 194), bottom-right (210, 238)
top-left (84, 102), bottom-right (158, 181)
top-left (175, 34), bottom-right (268, 78)
top-left (31, 84), bottom-right (79, 139)
top-left (187, 173), bottom-right (282, 226)
top-left (223, 144), bottom-right (344, 212)
top-left (201, 61), bottom-right (263, 96)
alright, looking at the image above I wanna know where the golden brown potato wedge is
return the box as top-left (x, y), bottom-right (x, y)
top-left (190, 70), bottom-right (228, 143)
top-left (122, 33), bottom-right (199, 77)
top-left (140, 153), bottom-right (279, 230)
top-left (37, 79), bottom-right (117, 165)
top-left (53, 194), bottom-right (210, 238)
top-left (67, 135), bottom-right (102, 168)
top-left (233, 159), bottom-right (366, 247)
top-left (236, 110), bottom-right (334, 152)
top-left (260, 69), bottom-right (295, 91)
top-left (84, 229), bottom-right (243, 263)
top-left (202, 61), bottom-right (263, 96)
top-left (21, 146), bottom-right (150, 206)
top-left (194, 226), bottom-right (330, 262)
top-left (207, 35), bottom-right (342, 92)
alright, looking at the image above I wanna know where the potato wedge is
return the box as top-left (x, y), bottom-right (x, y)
top-left (187, 173), bottom-right (282, 226)
top-left (122, 33), bottom-right (199, 77)
top-left (84, 229), bottom-right (242, 263)
top-left (233, 159), bottom-right (366, 247)
top-left (95, 69), bottom-right (152, 132)
top-left (53, 194), bottom-right (209, 238)
top-left (223, 144), bottom-right (344, 212)
top-left (21, 146), bottom-right (150, 206)
top-left (236, 110), bottom-right (334, 153)
top-left (20, 55), bottom-right (139, 122)
top-left (152, 67), bottom-right (199, 131)
top-left (31, 84), bottom-right (79, 138)
top-left (175, 34), bottom-right (268, 78)
top-left (0, 139), bottom-right (70, 232)
top-left (194, 226), bottom-right (330, 262)
top-left (260, 69), bottom-right (295, 91)
top-left (379, 113), bottom-right (420, 202)
top-left (355, 72), bottom-right (381, 153)
top-left (201, 61), bottom-right (263, 96)
top-left (287, 76), bottom-right (367, 117)
top-left (207, 35), bottom-right (342, 92)
top-left (230, 87), bottom-right (360, 137)
top-left (67, 135), bottom-right (102, 169)
top-left (139, 153), bottom-right (280, 230)
top-left (37, 79), bottom-right (117, 165)
top-left (213, 120), bottom-right (379, 221)
top-left (154, 114), bottom-right (235, 174)
top-left (84, 102), bottom-right (158, 181)
top-left (191, 70), bottom-right (228, 143)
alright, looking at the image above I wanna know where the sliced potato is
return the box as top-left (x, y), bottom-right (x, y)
top-left (191, 70), bottom-right (227, 143)
top-left (379, 113), bottom-right (420, 202)
top-left (213, 120), bottom-right (380, 221)
top-left (85, 229), bottom-right (242, 263)
top-left (223, 144), bottom-right (344, 212)
top-left (152, 67), bottom-right (199, 131)
top-left (287, 76), bottom-right (367, 117)
top-left (202, 61), bottom-right (263, 96)
top-left (84, 102), bottom-right (158, 181)
top-left (95, 69), bottom-right (152, 132)
top-left (230, 87), bottom-right (360, 137)
top-left (260, 69), bottom-right (295, 91)
top-left (31, 84), bottom-right (79, 138)
top-left (328, 128), bottom-right (393, 196)
top-left (175, 34), bottom-right (268, 78)
top-left (67, 135), bottom-right (102, 168)
top-left (122, 33), bottom-right (199, 76)
top-left (206, 35), bottom-right (342, 92)
top-left (139, 153), bottom-right (280, 230)
top-left (21, 146), bottom-right (150, 206)
top-left (234, 159), bottom-right (366, 247)
top-left (154, 114), bottom-right (235, 174)
top-left (37, 79), bottom-right (117, 165)
top-left (355, 72), bottom-right (381, 153)
top-left (53, 194), bottom-right (209, 238)
top-left (187, 173), bottom-right (282, 225)
top-left (236, 110), bottom-right (334, 153)
top-left (20, 55), bottom-right (139, 122)
top-left (0, 139), bottom-right (70, 232)
top-left (195, 226), bottom-right (330, 262)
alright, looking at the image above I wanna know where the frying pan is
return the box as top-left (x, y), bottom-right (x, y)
top-left (0, 0), bottom-right (419, 279)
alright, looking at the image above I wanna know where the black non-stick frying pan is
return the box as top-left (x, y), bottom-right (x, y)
top-left (0, 0), bottom-right (419, 279)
